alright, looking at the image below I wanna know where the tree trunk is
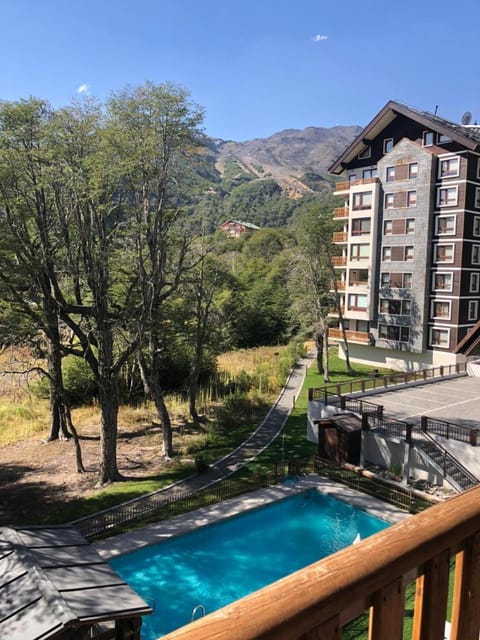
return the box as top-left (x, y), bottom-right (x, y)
top-left (323, 324), bottom-right (330, 383)
top-left (44, 320), bottom-right (71, 441)
top-left (97, 374), bottom-right (120, 484)
top-left (314, 329), bottom-right (324, 375)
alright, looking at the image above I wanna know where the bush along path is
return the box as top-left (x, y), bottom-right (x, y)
top-left (71, 352), bottom-right (315, 538)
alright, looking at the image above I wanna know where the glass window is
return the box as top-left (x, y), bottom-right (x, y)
top-left (351, 217), bottom-right (371, 236)
top-left (405, 246), bottom-right (414, 261)
top-left (386, 166), bottom-right (395, 182)
top-left (403, 273), bottom-right (412, 288)
top-left (439, 157), bottom-right (459, 178)
top-left (473, 217), bottom-right (480, 236)
top-left (438, 133), bottom-right (452, 144)
top-left (432, 301), bottom-right (451, 319)
top-left (348, 174), bottom-right (357, 182)
top-left (409, 163), bottom-right (418, 179)
top-left (380, 299), bottom-right (411, 315)
top-left (383, 138), bottom-right (394, 153)
top-left (362, 168), bottom-right (377, 179)
top-left (352, 191), bottom-right (373, 210)
top-left (407, 191), bottom-right (417, 207)
top-left (437, 186), bottom-right (458, 207)
top-left (475, 187), bottom-right (480, 209)
top-left (435, 244), bottom-right (454, 262)
top-left (468, 300), bottom-right (478, 321)
top-left (358, 146), bottom-right (371, 159)
top-left (379, 324), bottom-right (410, 342)
top-left (382, 246), bottom-right (392, 261)
top-left (436, 216), bottom-right (455, 234)
top-left (470, 272), bottom-right (480, 293)
top-left (472, 245), bottom-right (480, 265)
top-left (348, 293), bottom-right (368, 311)
top-left (477, 158), bottom-right (480, 180)
top-left (385, 193), bottom-right (394, 209)
top-left (430, 328), bottom-right (449, 348)
top-left (406, 219), bottom-right (415, 234)
top-left (350, 243), bottom-right (370, 261)
top-left (380, 272), bottom-right (390, 286)
top-left (384, 220), bottom-right (393, 235)
top-left (423, 131), bottom-right (434, 146)
top-left (433, 272), bottom-right (453, 291)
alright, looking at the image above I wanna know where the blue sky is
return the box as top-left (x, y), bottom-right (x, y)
top-left (1, 0), bottom-right (479, 141)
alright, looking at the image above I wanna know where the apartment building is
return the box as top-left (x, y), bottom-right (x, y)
top-left (328, 100), bottom-right (480, 370)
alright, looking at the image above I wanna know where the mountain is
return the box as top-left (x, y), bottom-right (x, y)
top-left (206, 125), bottom-right (362, 196)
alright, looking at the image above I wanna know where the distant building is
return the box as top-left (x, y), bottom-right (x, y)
top-left (219, 219), bottom-right (260, 238)
top-left (328, 100), bottom-right (480, 370)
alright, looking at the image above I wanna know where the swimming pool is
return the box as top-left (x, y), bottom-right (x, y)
top-left (110, 489), bottom-right (390, 639)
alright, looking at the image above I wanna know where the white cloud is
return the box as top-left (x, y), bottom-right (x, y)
top-left (312, 34), bottom-right (328, 42)
top-left (76, 83), bottom-right (90, 94)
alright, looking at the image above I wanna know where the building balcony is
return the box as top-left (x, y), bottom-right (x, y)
top-left (327, 305), bottom-right (345, 316)
top-left (333, 281), bottom-right (346, 291)
top-left (332, 231), bottom-right (348, 243)
top-left (331, 256), bottom-right (347, 267)
top-left (162, 485), bottom-right (480, 640)
top-left (334, 177), bottom-right (380, 194)
top-left (328, 328), bottom-right (370, 343)
top-left (333, 206), bottom-right (349, 219)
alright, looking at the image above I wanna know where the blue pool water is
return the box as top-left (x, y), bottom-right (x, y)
top-left (110, 490), bottom-right (389, 639)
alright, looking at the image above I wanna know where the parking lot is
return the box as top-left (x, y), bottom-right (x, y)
top-left (359, 375), bottom-right (480, 430)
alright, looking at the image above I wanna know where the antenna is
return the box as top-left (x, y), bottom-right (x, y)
top-left (461, 111), bottom-right (472, 125)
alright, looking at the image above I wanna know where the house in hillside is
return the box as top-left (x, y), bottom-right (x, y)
top-left (328, 100), bottom-right (480, 370)
top-left (219, 219), bottom-right (260, 238)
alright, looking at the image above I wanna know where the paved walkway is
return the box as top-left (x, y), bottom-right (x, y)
top-left (72, 352), bottom-right (315, 535)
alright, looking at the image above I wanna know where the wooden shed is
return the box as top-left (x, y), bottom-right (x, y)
top-left (0, 525), bottom-right (152, 640)
top-left (317, 413), bottom-right (362, 465)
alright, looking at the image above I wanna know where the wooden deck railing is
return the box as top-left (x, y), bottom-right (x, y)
top-left (328, 328), bottom-right (370, 343)
top-left (333, 206), bottom-right (349, 218)
top-left (332, 231), bottom-right (348, 242)
top-left (331, 255), bottom-right (347, 266)
top-left (334, 177), bottom-right (379, 192)
top-left (162, 485), bottom-right (480, 640)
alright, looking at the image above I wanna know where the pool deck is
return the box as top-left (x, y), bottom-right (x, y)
top-left (94, 476), bottom-right (410, 560)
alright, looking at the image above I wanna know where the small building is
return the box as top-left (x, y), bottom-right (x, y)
top-left (0, 525), bottom-right (152, 639)
top-left (219, 219), bottom-right (260, 238)
top-left (316, 413), bottom-right (362, 465)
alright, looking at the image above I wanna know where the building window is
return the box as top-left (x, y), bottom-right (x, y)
top-left (352, 191), bottom-right (373, 210)
top-left (477, 158), bottom-right (480, 180)
top-left (433, 272), bottom-right (453, 291)
top-left (362, 168), bottom-right (377, 179)
top-left (383, 138), bottom-right (394, 153)
top-left (384, 220), bottom-right (393, 235)
top-left (405, 246), bottom-right (414, 261)
top-left (469, 300), bottom-right (479, 321)
top-left (380, 272), bottom-right (412, 288)
top-left (350, 243), bottom-right (370, 261)
top-left (386, 166), bottom-right (395, 182)
top-left (436, 215), bottom-right (456, 235)
top-left (430, 327), bottom-right (450, 348)
top-left (348, 174), bottom-right (357, 182)
top-left (358, 146), bottom-right (371, 159)
top-left (409, 163), bottom-right (418, 179)
top-left (472, 245), bottom-right (480, 264)
top-left (349, 269), bottom-right (369, 286)
top-left (380, 299), bottom-right (411, 316)
top-left (423, 131), bottom-right (435, 146)
top-left (407, 191), bottom-right (417, 207)
top-left (351, 217), bottom-right (371, 236)
top-left (385, 193), bottom-right (394, 209)
top-left (475, 187), bottom-right (480, 209)
top-left (379, 324), bottom-right (410, 342)
top-left (473, 217), bottom-right (480, 236)
top-left (438, 133), bottom-right (452, 144)
top-left (439, 156), bottom-right (459, 178)
top-left (382, 246), bottom-right (392, 261)
top-left (403, 273), bottom-right (412, 288)
top-left (406, 218), bottom-right (415, 234)
top-left (380, 272), bottom-right (390, 286)
top-left (431, 300), bottom-right (451, 319)
top-left (434, 244), bottom-right (454, 263)
top-left (470, 272), bottom-right (480, 293)
top-left (348, 293), bottom-right (368, 311)
top-left (437, 186), bottom-right (458, 207)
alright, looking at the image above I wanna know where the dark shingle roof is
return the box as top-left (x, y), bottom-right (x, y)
top-left (0, 525), bottom-right (151, 640)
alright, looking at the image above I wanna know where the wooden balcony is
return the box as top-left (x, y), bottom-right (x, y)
top-left (163, 486), bottom-right (480, 640)
top-left (328, 328), bottom-right (370, 343)
top-left (334, 281), bottom-right (346, 291)
top-left (331, 256), bottom-right (347, 267)
top-left (332, 232), bottom-right (348, 243)
top-left (334, 177), bottom-right (379, 193)
top-left (333, 206), bottom-right (349, 219)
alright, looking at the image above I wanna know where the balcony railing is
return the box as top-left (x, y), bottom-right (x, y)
top-left (328, 328), bottom-right (370, 343)
top-left (334, 281), bottom-right (346, 291)
top-left (333, 206), bottom-right (349, 219)
top-left (332, 231), bottom-right (348, 243)
top-left (334, 177), bottom-right (379, 193)
top-left (162, 485), bottom-right (480, 640)
top-left (331, 256), bottom-right (347, 267)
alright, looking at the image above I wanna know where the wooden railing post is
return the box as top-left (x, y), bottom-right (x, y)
top-left (340, 396), bottom-right (346, 410)
top-left (412, 550), bottom-right (450, 640)
top-left (450, 533), bottom-right (480, 640)
top-left (369, 578), bottom-right (405, 640)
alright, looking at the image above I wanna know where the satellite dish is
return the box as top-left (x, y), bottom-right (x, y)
top-left (461, 111), bottom-right (472, 125)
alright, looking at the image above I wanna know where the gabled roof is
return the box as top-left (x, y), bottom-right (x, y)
top-left (220, 220), bottom-right (261, 229)
top-left (0, 525), bottom-right (152, 639)
top-left (329, 100), bottom-right (480, 174)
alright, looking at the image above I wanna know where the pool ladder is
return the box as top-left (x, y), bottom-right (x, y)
top-left (191, 604), bottom-right (206, 622)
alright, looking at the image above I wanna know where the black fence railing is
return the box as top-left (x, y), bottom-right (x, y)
top-left (420, 415), bottom-right (478, 446)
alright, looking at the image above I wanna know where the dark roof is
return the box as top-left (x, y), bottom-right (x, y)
top-left (329, 100), bottom-right (480, 174)
top-left (0, 525), bottom-right (152, 639)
